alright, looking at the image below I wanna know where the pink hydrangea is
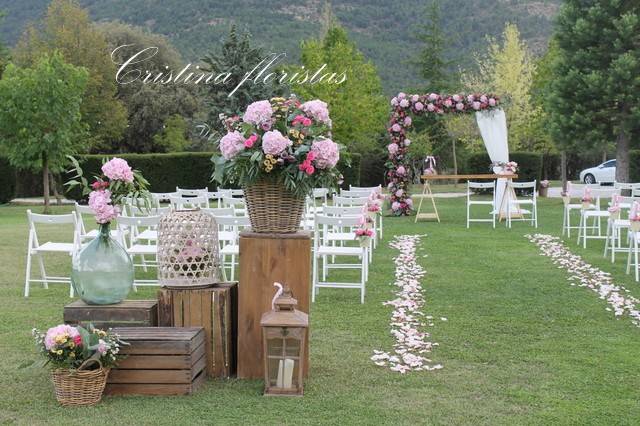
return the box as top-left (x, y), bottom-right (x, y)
top-left (88, 189), bottom-right (118, 224)
top-left (399, 99), bottom-right (409, 108)
top-left (44, 324), bottom-right (80, 350)
top-left (311, 138), bottom-right (340, 169)
top-left (404, 117), bottom-right (412, 126)
top-left (388, 143), bottom-right (399, 155)
top-left (300, 100), bottom-right (331, 124)
top-left (262, 130), bottom-right (292, 156)
top-left (243, 100), bottom-right (273, 125)
top-left (391, 123), bottom-right (401, 132)
top-left (102, 158), bottom-right (133, 183)
top-left (415, 102), bottom-right (424, 111)
top-left (391, 201), bottom-right (401, 211)
top-left (220, 131), bottom-right (245, 160)
top-left (396, 166), bottom-right (406, 176)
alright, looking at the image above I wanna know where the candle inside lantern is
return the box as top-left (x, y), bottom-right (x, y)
top-left (283, 358), bottom-right (295, 388)
top-left (276, 360), bottom-right (284, 388)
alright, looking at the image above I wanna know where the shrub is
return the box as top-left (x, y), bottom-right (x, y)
top-left (0, 157), bottom-right (16, 204)
top-left (360, 151), bottom-right (386, 187)
top-left (542, 153), bottom-right (560, 180)
top-left (465, 151), bottom-right (543, 183)
top-left (339, 152), bottom-right (361, 189)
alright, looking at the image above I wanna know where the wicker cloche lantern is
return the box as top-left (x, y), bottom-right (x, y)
top-left (157, 209), bottom-right (221, 288)
top-left (261, 283), bottom-right (308, 396)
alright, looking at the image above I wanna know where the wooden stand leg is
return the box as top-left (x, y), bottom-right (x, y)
top-left (237, 231), bottom-right (311, 379)
top-left (415, 181), bottom-right (439, 222)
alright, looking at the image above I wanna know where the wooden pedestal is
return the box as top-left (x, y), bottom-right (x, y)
top-left (157, 283), bottom-right (237, 378)
top-left (63, 300), bottom-right (158, 329)
top-left (237, 231), bottom-right (310, 379)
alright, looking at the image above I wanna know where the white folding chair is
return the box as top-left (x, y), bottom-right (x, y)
top-left (74, 203), bottom-right (124, 242)
top-left (151, 192), bottom-right (179, 204)
top-left (25, 210), bottom-right (80, 297)
top-left (169, 195), bottom-right (209, 210)
top-left (340, 189), bottom-right (372, 198)
top-left (466, 181), bottom-right (496, 228)
top-left (214, 216), bottom-right (250, 281)
top-left (604, 196), bottom-right (636, 262)
top-left (176, 187), bottom-right (208, 197)
top-left (116, 215), bottom-right (162, 287)
top-left (626, 224), bottom-right (640, 282)
top-left (313, 188), bottom-right (329, 206)
top-left (507, 181), bottom-right (538, 228)
top-left (350, 185), bottom-right (382, 193)
top-left (577, 188), bottom-right (618, 248)
top-left (221, 196), bottom-right (247, 216)
top-left (312, 215), bottom-right (368, 304)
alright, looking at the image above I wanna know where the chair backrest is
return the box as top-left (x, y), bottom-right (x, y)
top-left (350, 185), bottom-right (381, 192)
top-left (176, 187), bottom-right (208, 197)
top-left (127, 205), bottom-right (170, 217)
top-left (151, 192), bottom-right (179, 203)
top-left (170, 195), bottom-right (209, 209)
top-left (510, 180), bottom-right (536, 190)
top-left (614, 182), bottom-right (635, 190)
top-left (323, 205), bottom-right (364, 217)
top-left (218, 188), bottom-right (244, 197)
top-left (202, 207), bottom-right (235, 217)
top-left (27, 210), bottom-right (79, 248)
top-left (340, 189), bottom-right (372, 198)
top-left (314, 214), bottom-right (362, 228)
top-left (334, 195), bottom-right (368, 207)
top-left (213, 216), bottom-right (251, 227)
top-left (467, 181), bottom-right (495, 190)
top-left (313, 188), bottom-right (329, 198)
top-left (117, 215), bottom-right (162, 228)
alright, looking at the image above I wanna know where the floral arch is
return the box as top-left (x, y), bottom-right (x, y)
top-left (386, 92), bottom-right (501, 216)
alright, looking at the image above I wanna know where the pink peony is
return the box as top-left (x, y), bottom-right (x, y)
top-left (415, 102), bottom-right (424, 111)
top-left (391, 201), bottom-right (401, 211)
top-left (427, 103), bottom-right (435, 112)
top-left (388, 143), bottom-right (399, 155)
top-left (396, 166), bottom-right (406, 176)
top-left (428, 93), bottom-right (438, 101)
top-left (467, 94), bottom-right (475, 103)
top-left (411, 94), bottom-right (419, 102)
top-left (472, 101), bottom-right (481, 110)
top-left (300, 99), bottom-right (330, 124)
top-left (391, 97), bottom-right (398, 106)
top-left (311, 138), bottom-right (340, 169)
top-left (489, 98), bottom-right (497, 106)
top-left (88, 189), bottom-right (118, 224)
top-left (391, 123), bottom-right (401, 132)
top-left (397, 92), bottom-right (406, 99)
top-left (262, 130), bottom-right (292, 156)
top-left (243, 100), bottom-right (273, 126)
top-left (395, 189), bottom-right (404, 197)
top-left (399, 99), bottom-right (409, 108)
top-left (444, 99), bottom-right (453, 108)
top-left (44, 324), bottom-right (80, 350)
top-left (452, 94), bottom-right (462, 102)
top-left (220, 130), bottom-right (245, 160)
top-left (404, 117), bottom-right (412, 126)
top-left (456, 102), bottom-right (465, 111)
top-left (102, 158), bottom-right (134, 183)
top-left (480, 95), bottom-right (488, 103)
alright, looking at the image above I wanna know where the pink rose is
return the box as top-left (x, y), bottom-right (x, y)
top-left (244, 134), bottom-right (258, 148)
top-left (404, 117), bottom-right (412, 126)
top-left (472, 101), bottom-right (481, 110)
top-left (427, 103), bottom-right (435, 112)
top-left (489, 98), bottom-right (497, 106)
top-left (456, 102), bottom-right (464, 111)
top-left (397, 92), bottom-right (406, 99)
top-left (411, 94), bottom-right (419, 102)
top-left (399, 99), bottom-right (409, 108)
top-left (415, 102), bottom-right (424, 111)
top-left (452, 94), bottom-right (462, 102)
top-left (305, 165), bottom-right (315, 175)
top-left (391, 123), bottom-right (401, 132)
top-left (444, 99), bottom-right (453, 108)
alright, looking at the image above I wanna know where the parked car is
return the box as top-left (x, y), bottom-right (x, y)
top-left (579, 159), bottom-right (616, 184)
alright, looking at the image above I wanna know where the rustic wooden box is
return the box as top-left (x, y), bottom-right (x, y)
top-left (105, 327), bottom-right (206, 396)
top-left (157, 282), bottom-right (237, 378)
top-left (64, 300), bottom-right (158, 329)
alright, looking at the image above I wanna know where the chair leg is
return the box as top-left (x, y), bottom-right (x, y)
top-left (604, 221), bottom-right (611, 258)
top-left (24, 252), bottom-right (32, 297)
top-left (562, 207), bottom-right (567, 236)
top-left (230, 254), bottom-right (236, 281)
top-left (36, 254), bottom-right (48, 289)
top-left (627, 240), bottom-right (632, 275)
top-left (583, 216), bottom-right (588, 249)
top-left (635, 238), bottom-right (639, 282)
top-left (577, 214), bottom-right (583, 246)
top-left (566, 208), bottom-right (571, 238)
top-left (534, 202), bottom-right (538, 228)
top-left (360, 252), bottom-right (367, 304)
top-left (312, 252), bottom-right (318, 303)
top-left (322, 255), bottom-right (327, 281)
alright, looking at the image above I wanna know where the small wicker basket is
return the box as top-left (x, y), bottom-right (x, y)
top-left (244, 181), bottom-right (305, 233)
top-left (50, 360), bottom-right (109, 406)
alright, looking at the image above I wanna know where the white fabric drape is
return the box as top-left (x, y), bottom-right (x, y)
top-left (476, 109), bottom-right (511, 214)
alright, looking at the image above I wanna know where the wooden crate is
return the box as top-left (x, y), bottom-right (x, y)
top-left (64, 300), bottom-right (158, 329)
top-left (238, 232), bottom-right (310, 379)
top-left (105, 327), bottom-right (206, 396)
top-left (157, 282), bottom-right (237, 378)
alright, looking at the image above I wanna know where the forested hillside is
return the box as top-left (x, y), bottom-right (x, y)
top-left (0, 0), bottom-right (561, 93)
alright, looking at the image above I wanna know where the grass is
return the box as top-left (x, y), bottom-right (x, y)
top-left (1, 198), bottom-right (640, 425)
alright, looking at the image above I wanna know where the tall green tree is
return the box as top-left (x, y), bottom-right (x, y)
top-left (14, 0), bottom-right (127, 152)
top-left (0, 52), bottom-right (88, 212)
top-left (293, 24), bottom-right (387, 153)
top-left (99, 22), bottom-right (203, 152)
top-left (201, 25), bottom-right (282, 134)
top-left (0, 12), bottom-right (9, 77)
top-left (549, 0), bottom-right (640, 183)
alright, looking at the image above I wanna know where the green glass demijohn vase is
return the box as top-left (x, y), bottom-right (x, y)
top-left (71, 222), bottom-right (134, 305)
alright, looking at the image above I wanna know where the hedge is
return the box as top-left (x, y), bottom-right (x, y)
top-left (465, 151), bottom-right (543, 183)
top-left (339, 152), bottom-right (361, 189)
top-left (0, 157), bottom-right (16, 204)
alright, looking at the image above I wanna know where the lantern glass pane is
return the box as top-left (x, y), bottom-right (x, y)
top-left (266, 337), bottom-right (284, 357)
top-left (285, 338), bottom-right (300, 358)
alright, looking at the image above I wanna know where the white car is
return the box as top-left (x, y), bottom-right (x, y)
top-left (579, 159), bottom-right (616, 184)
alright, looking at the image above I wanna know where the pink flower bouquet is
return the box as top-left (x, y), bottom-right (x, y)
top-left (213, 96), bottom-right (344, 197)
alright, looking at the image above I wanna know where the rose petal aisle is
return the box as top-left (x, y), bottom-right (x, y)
top-left (371, 234), bottom-right (443, 373)
top-left (527, 234), bottom-right (640, 327)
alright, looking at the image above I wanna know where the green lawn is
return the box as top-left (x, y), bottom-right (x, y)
top-left (1, 198), bottom-right (640, 425)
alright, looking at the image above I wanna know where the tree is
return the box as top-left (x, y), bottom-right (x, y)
top-left (293, 24), bottom-right (388, 153)
top-left (549, 0), bottom-right (640, 183)
top-left (461, 23), bottom-right (540, 151)
top-left (13, 0), bottom-right (127, 152)
top-left (0, 52), bottom-right (88, 212)
top-left (153, 115), bottom-right (190, 152)
top-left (201, 25), bottom-right (282, 134)
top-left (0, 12), bottom-right (9, 77)
top-left (99, 22), bottom-right (203, 152)
top-left (412, 1), bottom-right (456, 176)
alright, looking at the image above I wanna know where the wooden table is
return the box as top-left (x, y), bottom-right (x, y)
top-left (237, 231), bottom-right (311, 379)
top-left (415, 174), bottom-right (518, 222)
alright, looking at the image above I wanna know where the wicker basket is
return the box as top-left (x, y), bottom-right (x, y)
top-left (244, 181), bottom-right (305, 233)
top-left (50, 360), bottom-right (109, 406)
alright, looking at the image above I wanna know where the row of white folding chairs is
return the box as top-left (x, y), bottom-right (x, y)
top-left (575, 188), bottom-right (620, 248)
top-left (603, 196), bottom-right (639, 261)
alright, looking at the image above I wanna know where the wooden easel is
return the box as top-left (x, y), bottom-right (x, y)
top-left (414, 174), bottom-right (518, 222)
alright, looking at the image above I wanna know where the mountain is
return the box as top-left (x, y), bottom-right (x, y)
top-left (0, 0), bottom-right (561, 94)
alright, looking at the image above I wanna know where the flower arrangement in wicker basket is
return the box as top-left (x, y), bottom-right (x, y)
top-left (212, 96), bottom-right (345, 233)
top-left (157, 209), bottom-right (221, 287)
top-left (32, 324), bottom-right (126, 406)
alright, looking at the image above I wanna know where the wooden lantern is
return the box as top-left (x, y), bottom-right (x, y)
top-left (260, 285), bottom-right (308, 397)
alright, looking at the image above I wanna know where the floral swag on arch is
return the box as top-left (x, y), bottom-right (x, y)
top-left (386, 92), bottom-right (501, 216)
